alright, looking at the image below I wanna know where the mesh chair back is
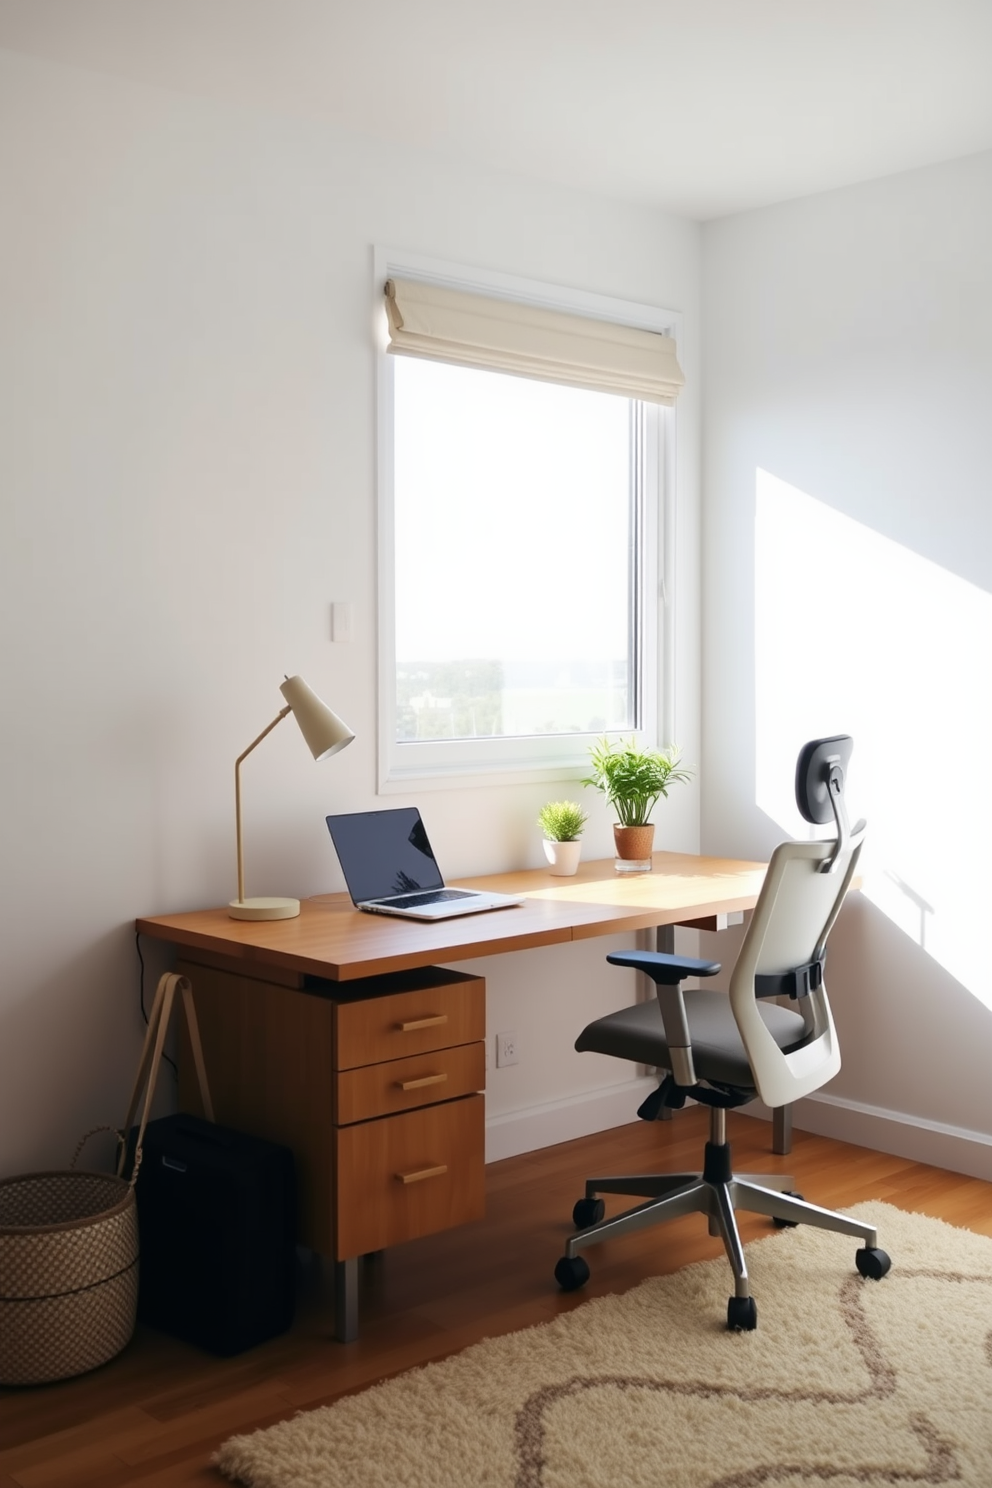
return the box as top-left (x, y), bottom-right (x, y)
top-left (728, 827), bottom-right (864, 1107)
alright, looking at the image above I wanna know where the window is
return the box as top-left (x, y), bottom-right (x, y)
top-left (376, 256), bottom-right (681, 788)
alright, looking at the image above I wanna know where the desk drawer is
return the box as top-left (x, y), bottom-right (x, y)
top-left (334, 1094), bottom-right (484, 1258)
top-left (334, 974), bottom-right (484, 1070)
top-left (335, 1041), bottom-right (485, 1125)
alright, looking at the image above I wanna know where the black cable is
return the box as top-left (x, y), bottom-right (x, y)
top-left (135, 931), bottom-right (178, 1080)
top-left (136, 929), bottom-right (148, 1024)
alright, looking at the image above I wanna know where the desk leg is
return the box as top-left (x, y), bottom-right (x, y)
top-left (334, 1258), bottom-right (359, 1343)
top-left (654, 925), bottom-right (675, 1121)
top-left (772, 1104), bottom-right (792, 1155)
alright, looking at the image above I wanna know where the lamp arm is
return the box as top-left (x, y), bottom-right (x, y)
top-left (234, 705), bottom-right (292, 905)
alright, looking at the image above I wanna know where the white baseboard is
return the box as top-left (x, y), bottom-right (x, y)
top-left (485, 1077), bottom-right (655, 1164)
top-left (486, 1079), bottom-right (992, 1184)
top-left (748, 1092), bottom-right (992, 1183)
top-left (487, 1080), bottom-right (992, 1182)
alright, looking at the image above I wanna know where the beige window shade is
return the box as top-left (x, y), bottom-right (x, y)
top-left (384, 278), bottom-right (684, 405)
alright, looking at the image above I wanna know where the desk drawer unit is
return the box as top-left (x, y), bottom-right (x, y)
top-left (332, 973), bottom-right (485, 1257)
top-left (176, 957), bottom-right (485, 1339)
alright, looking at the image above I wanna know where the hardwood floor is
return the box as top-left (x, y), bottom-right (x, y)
top-left (3, 1111), bottom-right (991, 1486)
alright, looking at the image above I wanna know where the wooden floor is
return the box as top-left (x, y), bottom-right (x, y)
top-left (3, 1110), bottom-right (991, 1487)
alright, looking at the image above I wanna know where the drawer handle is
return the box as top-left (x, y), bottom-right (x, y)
top-left (397, 1073), bottom-right (448, 1091)
top-left (395, 1163), bottom-right (448, 1185)
top-left (397, 1014), bottom-right (448, 1032)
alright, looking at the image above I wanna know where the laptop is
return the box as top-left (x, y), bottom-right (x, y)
top-left (325, 807), bottom-right (524, 920)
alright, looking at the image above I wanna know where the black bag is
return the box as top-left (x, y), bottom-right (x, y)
top-left (130, 1112), bottom-right (296, 1355)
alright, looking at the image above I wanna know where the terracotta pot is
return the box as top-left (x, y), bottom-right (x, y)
top-left (613, 823), bottom-right (655, 873)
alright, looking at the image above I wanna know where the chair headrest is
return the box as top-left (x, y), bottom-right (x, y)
top-left (794, 735), bottom-right (854, 825)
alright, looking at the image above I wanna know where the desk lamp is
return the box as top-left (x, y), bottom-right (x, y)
top-left (229, 675), bottom-right (354, 921)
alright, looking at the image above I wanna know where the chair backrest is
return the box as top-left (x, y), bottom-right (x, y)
top-left (728, 737), bottom-right (865, 1107)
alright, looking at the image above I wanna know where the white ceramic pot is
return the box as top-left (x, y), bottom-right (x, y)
top-left (543, 839), bottom-right (582, 876)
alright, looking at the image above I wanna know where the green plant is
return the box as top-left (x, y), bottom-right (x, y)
top-left (582, 737), bottom-right (692, 827)
top-left (537, 800), bottom-right (588, 842)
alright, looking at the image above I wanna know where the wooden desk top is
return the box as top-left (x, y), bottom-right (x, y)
top-left (136, 851), bottom-right (766, 983)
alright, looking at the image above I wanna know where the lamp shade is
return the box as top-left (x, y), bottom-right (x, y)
top-left (279, 675), bottom-right (355, 761)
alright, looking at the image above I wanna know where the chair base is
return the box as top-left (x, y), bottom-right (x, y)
top-left (558, 1112), bottom-right (886, 1325)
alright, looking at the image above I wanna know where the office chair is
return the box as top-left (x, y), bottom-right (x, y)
top-left (554, 736), bottom-right (891, 1330)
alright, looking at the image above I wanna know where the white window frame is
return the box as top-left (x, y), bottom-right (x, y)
top-left (374, 247), bottom-right (679, 792)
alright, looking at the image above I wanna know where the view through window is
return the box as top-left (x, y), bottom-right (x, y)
top-left (392, 355), bottom-right (644, 751)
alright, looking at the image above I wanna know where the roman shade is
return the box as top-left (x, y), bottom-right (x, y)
top-left (383, 278), bottom-right (684, 405)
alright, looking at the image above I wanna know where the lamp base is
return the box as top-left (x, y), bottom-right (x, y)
top-left (228, 896), bottom-right (301, 921)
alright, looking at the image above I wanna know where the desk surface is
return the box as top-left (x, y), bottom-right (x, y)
top-left (137, 850), bottom-right (766, 982)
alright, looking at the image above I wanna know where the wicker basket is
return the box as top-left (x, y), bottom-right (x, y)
top-left (0, 1168), bottom-right (138, 1386)
top-left (0, 971), bottom-right (212, 1387)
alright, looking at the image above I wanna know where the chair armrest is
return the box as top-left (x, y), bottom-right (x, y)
top-left (607, 951), bottom-right (721, 1087)
top-left (606, 950), bottom-right (722, 984)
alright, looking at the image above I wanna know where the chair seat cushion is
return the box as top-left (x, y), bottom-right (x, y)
top-left (574, 990), bottom-right (808, 1090)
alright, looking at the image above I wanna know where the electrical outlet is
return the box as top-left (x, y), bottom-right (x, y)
top-left (496, 1030), bottom-right (518, 1067)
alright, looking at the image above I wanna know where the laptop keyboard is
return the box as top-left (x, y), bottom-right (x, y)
top-left (378, 889), bottom-right (476, 907)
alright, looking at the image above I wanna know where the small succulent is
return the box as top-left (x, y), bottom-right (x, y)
top-left (538, 800), bottom-right (588, 842)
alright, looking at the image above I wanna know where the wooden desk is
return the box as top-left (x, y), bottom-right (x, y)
top-left (137, 850), bottom-right (768, 1340)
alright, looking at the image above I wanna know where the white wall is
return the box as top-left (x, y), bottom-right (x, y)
top-left (701, 151), bottom-right (992, 1177)
top-left (0, 48), bottom-right (702, 1174)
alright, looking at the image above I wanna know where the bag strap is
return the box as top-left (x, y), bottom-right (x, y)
top-left (70, 1125), bottom-right (127, 1171)
top-left (116, 972), bottom-right (215, 1185)
top-left (179, 978), bottom-right (214, 1125)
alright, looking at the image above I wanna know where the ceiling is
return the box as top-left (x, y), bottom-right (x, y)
top-left (2, 0), bottom-right (991, 219)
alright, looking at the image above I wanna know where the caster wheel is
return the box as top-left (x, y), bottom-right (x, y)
top-left (572, 1197), bottom-right (606, 1229)
top-left (727, 1295), bottom-right (758, 1331)
top-left (772, 1190), bottom-right (804, 1228)
top-left (555, 1254), bottom-right (591, 1292)
top-left (855, 1247), bottom-right (892, 1281)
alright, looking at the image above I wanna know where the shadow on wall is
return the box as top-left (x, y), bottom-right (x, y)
top-left (753, 469), bottom-right (992, 1014)
top-left (817, 892), bottom-right (992, 1134)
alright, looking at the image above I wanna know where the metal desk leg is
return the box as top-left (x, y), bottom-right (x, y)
top-left (656, 924), bottom-right (675, 957)
top-left (772, 1104), bottom-right (792, 1155)
top-left (334, 1257), bottom-right (359, 1342)
top-left (655, 924), bottom-right (675, 1120)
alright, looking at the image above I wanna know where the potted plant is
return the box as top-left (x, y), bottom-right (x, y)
top-left (583, 737), bottom-right (691, 872)
top-left (537, 800), bottom-right (588, 877)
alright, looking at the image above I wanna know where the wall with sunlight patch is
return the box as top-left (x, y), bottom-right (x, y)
top-left (702, 151), bottom-right (992, 1176)
top-left (754, 469), bottom-right (992, 1012)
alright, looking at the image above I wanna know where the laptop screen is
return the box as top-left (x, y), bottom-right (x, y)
top-left (326, 808), bottom-right (445, 903)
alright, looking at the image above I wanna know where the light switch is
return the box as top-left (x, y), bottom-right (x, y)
top-left (331, 602), bottom-right (353, 643)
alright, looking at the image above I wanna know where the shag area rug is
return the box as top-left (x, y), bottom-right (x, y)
top-left (216, 1202), bottom-right (992, 1488)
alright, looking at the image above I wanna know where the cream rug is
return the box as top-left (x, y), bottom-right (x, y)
top-left (216, 1202), bottom-right (992, 1487)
